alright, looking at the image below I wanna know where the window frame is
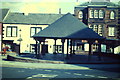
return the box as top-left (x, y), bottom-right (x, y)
top-left (94, 10), bottom-right (99, 18)
top-left (108, 27), bottom-right (115, 37)
top-left (6, 26), bottom-right (17, 37)
top-left (98, 25), bottom-right (103, 36)
top-left (30, 27), bottom-right (42, 37)
top-left (110, 11), bottom-right (115, 19)
top-left (89, 9), bottom-right (94, 18)
top-left (93, 25), bottom-right (98, 33)
top-left (88, 24), bottom-right (93, 29)
top-left (99, 10), bottom-right (104, 18)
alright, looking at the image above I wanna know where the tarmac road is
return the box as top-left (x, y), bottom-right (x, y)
top-left (1, 60), bottom-right (120, 79)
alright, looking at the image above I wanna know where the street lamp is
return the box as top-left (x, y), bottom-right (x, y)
top-left (17, 29), bottom-right (22, 55)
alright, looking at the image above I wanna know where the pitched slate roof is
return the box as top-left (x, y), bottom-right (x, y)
top-left (3, 13), bottom-right (63, 25)
top-left (33, 13), bottom-right (104, 40)
top-left (77, 2), bottom-right (119, 7)
top-left (0, 9), bottom-right (9, 22)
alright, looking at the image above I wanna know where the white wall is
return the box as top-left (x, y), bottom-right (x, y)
top-left (114, 46), bottom-right (120, 54)
top-left (3, 24), bottom-right (48, 53)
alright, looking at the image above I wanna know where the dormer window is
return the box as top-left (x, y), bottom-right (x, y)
top-left (110, 11), bottom-right (115, 19)
top-left (94, 10), bottom-right (98, 18)
top-left (99, 10), bottom-right (104, 18)
top-left (89, 10), bottom-right (94, 18)
top-left (78, 11), bottom-right (83, 18)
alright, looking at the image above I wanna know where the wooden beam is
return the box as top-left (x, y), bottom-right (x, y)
top-left (98, 40), bottom-right (102, 61)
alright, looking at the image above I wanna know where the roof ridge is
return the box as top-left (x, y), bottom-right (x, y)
top-left (77, 1), bottom-right (119, 7)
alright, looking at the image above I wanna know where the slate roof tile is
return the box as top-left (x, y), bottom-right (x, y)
top-left (3, 13), bottom-right (63, 24)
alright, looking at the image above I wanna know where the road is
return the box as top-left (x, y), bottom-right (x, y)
top-left (1, 60), bottom-right (120, 79)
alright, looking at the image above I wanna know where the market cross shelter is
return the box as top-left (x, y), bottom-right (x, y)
top-left (33, 13), bottom-right (105, 60)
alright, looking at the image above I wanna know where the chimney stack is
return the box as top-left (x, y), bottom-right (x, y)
top-left (59, 8), bottom-right (61, 14)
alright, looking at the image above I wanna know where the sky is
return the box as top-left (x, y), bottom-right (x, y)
top-left (1, 0), bottom-right (120, 14)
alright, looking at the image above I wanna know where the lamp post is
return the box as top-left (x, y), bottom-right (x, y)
top-left (17, 29), bottom-right (22, 55)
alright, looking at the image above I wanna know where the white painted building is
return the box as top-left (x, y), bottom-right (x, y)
top-left (3, 12), bottom-right (63, 53)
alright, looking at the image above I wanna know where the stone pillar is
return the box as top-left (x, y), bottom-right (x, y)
top-left (88, 40), bottom-right (93, 61)
top-left (53, 39), bottom-right (57, 54)
top-left (61, 39), bottom-right (65, 58)
top-left (70, 39), bottom-right (73, 56)
top-left (98, 40), bottom-right (102, 61)
top-left (66, 39), bottom-right (69, 58)
top-left (73, 40), bottom-right (75, 55)
top-left (37, 41), bottom-right (41, 59)
top-left (42, 41), bottom-right (46, 55)
top-left (35, 41), bottom-right (38, 58)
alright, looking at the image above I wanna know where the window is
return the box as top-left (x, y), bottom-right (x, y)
top-left (108, 27), bottom-right (115, 36)
top-left (110, 11), bottom-right (115, 19)
top-left (89, 25), bottom-right (93, 29)
top-left (89, 10), bottom-right (94, 18)
top-left (30, 27), bottom-right (42, 37)
top-left (56, 45), bottom-right (62, 53)
top-left (98, 25), bottom-right (103, 36)
top-left (78, 11), bottom-right (83, 18)
top-left (99, 10), bottom-right (104, 18)
top-left (30, 44), bottom-right (36, 53)
top-left (93, 44), bottom-right (98, 52)
top-left (93, 25), bottom-right (98, 33)
top-left (6, 26), bottom-right (17, 37)
top-left (94, 10), bottom-right (98, 18)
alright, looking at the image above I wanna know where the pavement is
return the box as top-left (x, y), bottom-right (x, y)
top-left (3, 52), bottom-right (120, 64)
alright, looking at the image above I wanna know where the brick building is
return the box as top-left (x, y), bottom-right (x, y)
top-left (0, 9), bottom-right (9, 52)
top-left (74, 1), bottom-right (120, 53)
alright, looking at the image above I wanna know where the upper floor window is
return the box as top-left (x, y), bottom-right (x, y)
top-left (99, 10), bottom-right (104, 18)
top-left (108, 27), bottom-right (115, 36)
top-left (6, 26), bottom-right (17, 37)
top-left (93, 25), bottom-right (98, 33)
top-left (78, 11), bottom-right (83, 18)
top-left (89, 10), bottom-right (94, 18)
top-left (88, 25), bottom-right (93, 29)
top-left (98, 25), bottom-right (103, 36)
top-left (30, 27), bottom-right (42, 37)
top-left (110, 11), bottom-right (115, 19)
top-left (94, 10), bottom-right (99, 18)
